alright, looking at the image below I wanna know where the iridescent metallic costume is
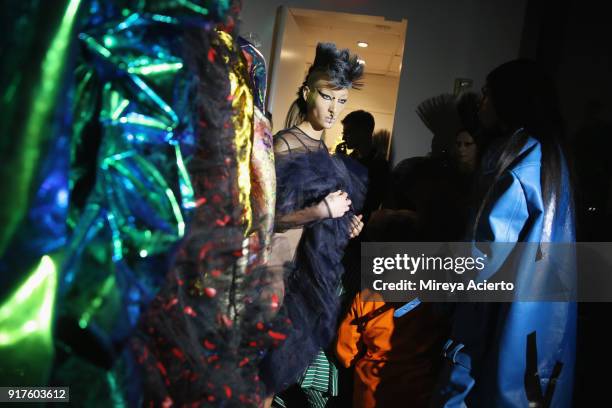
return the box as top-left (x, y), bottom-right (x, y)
top-left (1, 1), bottom-right (284, 406)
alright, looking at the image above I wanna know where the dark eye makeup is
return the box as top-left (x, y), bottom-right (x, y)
top-left (317, 89), bottom-right (348, 103)
top-left (317, 89), bottom-right (332, 100)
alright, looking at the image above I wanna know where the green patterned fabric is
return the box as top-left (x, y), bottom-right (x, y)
top-left (272, 349), bottom-right (339, 408)
top-left (272, 278), bottom-right (345, 407)
top-left (303, 388), bottom-right (331, 408)
top-left (300, 349), bottom-right (339, 394)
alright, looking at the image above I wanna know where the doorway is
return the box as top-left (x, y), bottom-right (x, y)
top-left (267, 7), bottom-right (407, 154)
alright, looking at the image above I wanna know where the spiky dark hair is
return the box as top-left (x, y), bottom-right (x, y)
top-left (306, 42), bottom-right (364, 90)
top-left (285, 43), bottom-right (364, 127)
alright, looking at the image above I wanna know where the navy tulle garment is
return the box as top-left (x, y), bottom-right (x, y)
top-left (260, 149), bottom-right (367, 393)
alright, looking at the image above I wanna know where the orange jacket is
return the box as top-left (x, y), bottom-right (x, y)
top-left (336, 291), bottom-right (449, 408)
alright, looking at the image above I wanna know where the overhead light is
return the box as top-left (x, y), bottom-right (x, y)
top-left (357, 41), bottom-right (368, 48)
top-left (357, 59), bottom-right (366, 65)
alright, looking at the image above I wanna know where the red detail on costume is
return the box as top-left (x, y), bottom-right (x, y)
top-left (249, 341), bottom-right (257, 347)
top-left (249, 240), bottom-right (261, 252)
top-left (207, 355), bottom-right (219, 363)
top-left (184, 306), bottom-right (197, 317)
top-left (224, 157), bottom-right (231, 165)
top-left (156, 362), bottom-right (168, 376)
top-left (195, 197), bottom-right (207, 207)
top-left (204, 287), bottom-right (217, 297)
top-left (219, 314), bottom-right (233, 327)
top-left (271, 294), bottom-right (279, 309)
top-left (211, 269), bottom-right (221, 278)
top-left (176, 278), bottom-right (184, 286)
top-left (226, 94), bottom-right (234, 101)
top-left (207, 48), bottom-right (216, 63)
top-left (221, 16), bottom-right (235, 32)
top-left (203, 339), bottom-right (216, 350)
top-left (212, 195), bottom-right (222, 204)
top-left (207, 395), bottom-right (215, 403)
top-left (268, 330), bottom-right (287, 340)
top-left (224, 122), bottom-right (230, 129)
top-left (215, 215), bottom-right (230, 226)
top-left (171, 348), bottom-right (184, 360)
top-left (239, 357), bottom-right (249, 367)
top-left (163, 298), bottom-right (178, 310)
top-left (198, 242), bottom-right (213, 260)
top-left (138, 346), bottom-right (149, 363)
top-left (162, 396), bottom-right (173, 408)
top-left (256, 322), bottom-right (264, 330)
top-left (224, 385), bottom-right (232, 399)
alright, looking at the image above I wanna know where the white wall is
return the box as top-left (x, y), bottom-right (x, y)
top-left (267, 10), bottom-right (309, 131)
top-left (325, 73), bottom-right (400, 150)
top-left (240, 0), bottom-right (527, 163)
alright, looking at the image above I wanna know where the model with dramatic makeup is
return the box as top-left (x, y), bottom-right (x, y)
top-left (260, 42), bottom-right (367, 407)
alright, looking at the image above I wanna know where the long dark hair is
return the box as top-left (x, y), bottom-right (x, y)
top-left (473, 59), bottom-right (568, 237)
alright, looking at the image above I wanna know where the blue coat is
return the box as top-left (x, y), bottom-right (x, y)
top-left (432, 136), bottom-right (576, 407)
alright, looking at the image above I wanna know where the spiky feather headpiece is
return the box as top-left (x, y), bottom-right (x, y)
top-left (305, 42), bottom-right (364, 90)
top-left (284, 43), bottom-right (364, 127)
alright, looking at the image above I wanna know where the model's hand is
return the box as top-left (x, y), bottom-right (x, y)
top-left (320, 190), bottom-right (351, 219)
top-left (349, 214), bottom-right (364, 238)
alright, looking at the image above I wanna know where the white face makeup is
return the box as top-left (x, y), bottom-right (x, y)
top-left (303, 84), bottom-right (349, 130)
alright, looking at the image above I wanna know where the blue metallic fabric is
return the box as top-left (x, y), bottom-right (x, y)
top-left (432, 136), bottom-right (576, 407)
top-left (62, 9), bottom-right (196, 322)
top-left (49, 2), bottom-right (242, 406)
top-left (238, 36), bottom-right (268, 114)
top-left (2, 2), bottom-right (282, 405)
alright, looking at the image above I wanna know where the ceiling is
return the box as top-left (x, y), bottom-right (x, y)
top-left (290, 8), bottom-right (407, 77)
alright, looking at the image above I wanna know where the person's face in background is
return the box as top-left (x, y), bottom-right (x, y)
top-left (478, 84), bottom-right (498, 129)
top-left (342, 121), bottom-right (360, 149)
top-left (455, 131), bottom-right (478, 170)
top-left (303, 81), bottom-right (349, 130)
